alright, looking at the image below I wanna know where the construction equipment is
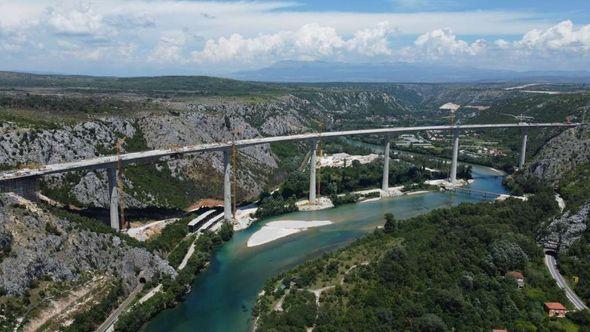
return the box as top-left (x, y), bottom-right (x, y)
top-left (500, 112), bottom-right (534, 124)
top-left (115, 137), bottom-right (128, 230)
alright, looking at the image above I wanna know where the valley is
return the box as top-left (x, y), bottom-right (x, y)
top-left (0, 72), bottom-right (589, 331)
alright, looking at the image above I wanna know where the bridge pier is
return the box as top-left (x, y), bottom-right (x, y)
top-left (223, 149), bottom-right (232, 222)
top-left (107, 168), bottom-right (120, 231)
top-left (519, 128), bottom-right (528, 169)
top-left (450, 128), bottom-right (460, 183)
top-left (0, 177), bottom-right (39, 201)
top-left (382, 136), bottom-right (390, 192)
top-left (309, 139), bottom-right (318, 204)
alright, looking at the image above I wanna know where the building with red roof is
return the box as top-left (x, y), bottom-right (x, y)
top-left (544, 302), bottom-right (567, 318)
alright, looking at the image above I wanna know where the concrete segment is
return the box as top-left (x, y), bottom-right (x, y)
top-left (0, 123), bottom-right (579, 182)
top-left (519, 128), bottom-right (528, 169)
top-left (107, 168), bottom-right (120, 231)
top-left (309, 140), bottom-right (318, 203)
top-left (223, 149), bottom-right (232, 222)
top-left (450, 128), bottom-right (460, 183)
top-left (382, 137), bottom-right (390, 192)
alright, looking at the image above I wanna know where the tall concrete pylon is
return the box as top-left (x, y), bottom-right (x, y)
top-left (382, 136), bottom-right (390, 192)
top-left (223, 149), bottom-right (232, 222)
top-left (309, 139), bottom-right (318, 203)
top-left (519, 128), bottom-right (528, 169)
top-left (107, 168), bottom-right (120, 231)
top-left (450, 128), bottom-right (460, 183)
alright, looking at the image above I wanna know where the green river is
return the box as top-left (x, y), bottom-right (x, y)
top-left (143, 164), bottom-right (507, 331)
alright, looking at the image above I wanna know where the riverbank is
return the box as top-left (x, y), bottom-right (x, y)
top-left (141, 164), bottom-right (508, 332)
top-left (247, 220), bottom-right (333, 247)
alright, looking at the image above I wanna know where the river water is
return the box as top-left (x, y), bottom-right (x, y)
top-left (143, 164), bottom-right (507, 332)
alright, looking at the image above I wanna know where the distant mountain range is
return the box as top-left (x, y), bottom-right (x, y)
top-left (230, 61), bottom-right (590, 83)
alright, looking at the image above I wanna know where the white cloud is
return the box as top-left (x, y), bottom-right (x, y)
top-left (414, 28), bottom-right (485, 58)
top-left (46, 4), bottom-right (108, 37)
top-left (0, 1), bottom-right (589, 74)
top-left (149, 30), bottom-right (193, 63)
top-left (516, 20), bottom-right (590, 52)
top-left (345, 22), bottom-right (396, 56)
top-left (192, 22), bottom-right (396, 65)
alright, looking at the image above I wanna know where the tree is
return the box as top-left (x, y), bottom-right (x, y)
top-left (384, 213), bottom-right (396, 234)
top-left (219, 222), bottom-right (234, 241)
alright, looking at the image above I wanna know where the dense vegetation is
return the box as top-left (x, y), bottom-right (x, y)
top-left (63, 280), bottom-right (125, 332)
top-left (115, 229), bottom-right (231, 331)
top-left (254, 157), bottom-right (471, 219)
top-left (254, 189), bottom-right (588, 331)
top-left (555, 163), bottom-right (590, 309)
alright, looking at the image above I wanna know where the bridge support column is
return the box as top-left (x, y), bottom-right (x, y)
top-left (223, 149), bottom-right (232, 222)
top-left (382, 136), bottom-right (390, 193)
top-left (450, 128), bottom-right (460, 183)
top-left (309, 139), bottom-right (318, 204)
top-left (107, 168), bottom-right (120, 231)
top-left (519, 128), bottom-right (528, 169)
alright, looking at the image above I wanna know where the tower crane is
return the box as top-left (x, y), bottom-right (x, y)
top-left (499, 113), bottom-right (534, 124)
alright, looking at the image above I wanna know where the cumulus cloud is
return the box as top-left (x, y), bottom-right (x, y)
top-left (414, 28), bottom-right (485, 58)
top-left (149, 30), bottom-right (196, 63)
top-left (192, 22), bottom-right (395, 65)
top-left (0, 1), bottom-right (589, 74)
top-left (516, 20), bottom-right (590, 52)
top-left (46, 4), bottom-right (107, 37)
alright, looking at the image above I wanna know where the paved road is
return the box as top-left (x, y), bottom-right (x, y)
top-left (96, 284), bottom-right (143, 332)
top-left (544, 254), bottom-right (588, 311)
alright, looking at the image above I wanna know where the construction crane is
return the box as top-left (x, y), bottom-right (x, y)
top-left (499, 112), bottom-right (534, 124)
top-left (441, 108), bottom-right (458, 126)
top-left (115, 137), bottom-right (128, 230)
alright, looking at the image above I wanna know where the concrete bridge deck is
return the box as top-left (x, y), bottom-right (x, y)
top-left (0, 121), bottom-right (581, 231)
top-left (0, 122), bottom-right (578, 181)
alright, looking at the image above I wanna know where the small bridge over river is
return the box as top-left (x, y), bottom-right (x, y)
top-left (448, 188), bottom-right (505, 199)
top-left (0, 122), bottom-right (580, 230)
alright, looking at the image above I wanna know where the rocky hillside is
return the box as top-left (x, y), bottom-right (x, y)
top-left (525, 125), bottom-right (590, 185)
top-left (0, 193), bottom-right (175, 296)
top-left (0, 86), bottom-right (410, 209)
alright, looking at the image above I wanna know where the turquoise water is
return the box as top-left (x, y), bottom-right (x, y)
top-left (143, 165), bottom-right (507, 332)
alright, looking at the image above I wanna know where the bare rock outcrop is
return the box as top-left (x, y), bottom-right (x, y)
top-left (0, 193), bottom-right (175, 296)
top-left (542, 200), bottom-right (590, 251)
top-left (526, 126), bottom-right (590, 185)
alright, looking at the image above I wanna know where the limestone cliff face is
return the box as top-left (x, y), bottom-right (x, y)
top-left (0, 91), bottom-right (406, 208)
top-left (542, 200), bottom-right (589, 251)
top-left (526, 125), bottom-right (590, 185)
top-left (0, 193), bottom-right (175, 296)
top-left (526, 126), bottom-right (590, 251)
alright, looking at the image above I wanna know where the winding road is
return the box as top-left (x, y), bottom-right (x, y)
top-left (96, 284), bottom-right (143, 332)
top-left (544, 254), bottom-right (588, 311)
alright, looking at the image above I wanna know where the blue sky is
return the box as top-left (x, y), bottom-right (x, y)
top-left (0, 0), bottom-right (589, 76)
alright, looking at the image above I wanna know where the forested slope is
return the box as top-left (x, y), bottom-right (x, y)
top-left (253, 192), bottom-right (589, 331)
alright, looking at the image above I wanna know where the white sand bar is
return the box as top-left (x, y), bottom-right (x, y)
top-left (247, 220), bottom-right (332, 247)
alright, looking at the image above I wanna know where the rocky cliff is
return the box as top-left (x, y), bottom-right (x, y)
top-left (0, 91), bottom-right (407, 209)
top-left (0, 193), bottom-right (175, 296)
top-left (526, 125), bottom-right (590, 185)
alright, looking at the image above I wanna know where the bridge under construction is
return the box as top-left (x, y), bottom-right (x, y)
top-left (0, 122), bottom-right (580, 230)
